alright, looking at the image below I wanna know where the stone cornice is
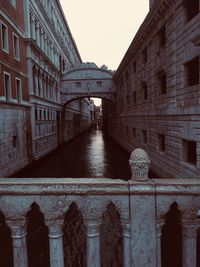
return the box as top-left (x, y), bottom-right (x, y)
top-left (25, 38), bottom-right (60, 74)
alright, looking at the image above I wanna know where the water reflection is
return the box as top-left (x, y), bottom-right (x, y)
top-left (14, 129), bottom-right (131, 180)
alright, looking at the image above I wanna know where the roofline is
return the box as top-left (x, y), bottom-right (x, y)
top-left (114, 0), bottom-right (173, 79)
top-left (62, 67), bottom-right (114, 77)
top-left (56, 0), bottom-right (82, 63)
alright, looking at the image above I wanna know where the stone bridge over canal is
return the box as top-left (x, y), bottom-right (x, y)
top-left (60, 62), bottom-right (115, 105)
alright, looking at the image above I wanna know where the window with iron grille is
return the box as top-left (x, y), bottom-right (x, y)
top-left (158, 71), bottom-right (167, 95)
top-left (158, 134), bottom-right (165, 152)
top-left (185, 57), bottom-right (199, 86)
top-left (182, 139), bottom-right (197, 165)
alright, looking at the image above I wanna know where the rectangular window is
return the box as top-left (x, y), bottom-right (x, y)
top-left (4, 72), bottom-right (11, 100)
top-left (13, 33), bottom-right (20, 60)
top-left (142, 130), bottom-right (147, 144)
top-left (16, 78), bottom-right (22, 103)
top-left (158, 25), bottom-right (166, 48)
top-left (10, 0), bottom-right (16, 7)
top-left (133, 91), bottom-right (136, 103)
top-left (158, 71), bottom-right (167, 94)
top-left (1, 22), bottom-right (9, 53)
top-left (75, 82), bottom-right (81, 88)
top-left (158, 134), bottom-right (165, 152)
top-left (142, 47), bottom-right (147, 63)
top-left (184, 0), bottom-right (199, 22)
top-left (132, 61), bottom-right (136, 73)
top-left (12, 135), bottom-right (17, 148)
top-left (97, 81), bottom-right (102, 87)
top-left (125, 70), bottom-right (129, 80)
top-left (185, 57), bottom-right (199, 86)
top-left (126, 126), bottom-right (129, 136)
top-left (132, 128), bottom-right (136, 138)
top-left (142, 82), bottom-right (148, 100)
top-left (182, 139), bottom-right (197, 165)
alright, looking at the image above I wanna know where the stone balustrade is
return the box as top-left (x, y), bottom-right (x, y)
top-left (0, 149), bottom-right (200, 266)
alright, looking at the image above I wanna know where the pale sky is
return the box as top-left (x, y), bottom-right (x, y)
top-left (59, 0), bottom-right (149, 105)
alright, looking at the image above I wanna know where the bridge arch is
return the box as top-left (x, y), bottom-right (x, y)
top-left (60, 62), bottom-right (116, 105)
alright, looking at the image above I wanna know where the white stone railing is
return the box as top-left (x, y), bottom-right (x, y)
top-left (0, 149), bottom-right (200, 267)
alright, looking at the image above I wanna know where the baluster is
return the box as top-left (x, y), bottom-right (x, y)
top-left (182, 221), bottom-right (198, 267)
top-left (46, 219), bottom-right (64, 267)
top-left (7, 219), bottom-right (28, 267)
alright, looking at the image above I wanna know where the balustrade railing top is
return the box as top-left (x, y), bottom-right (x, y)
top-left (0, 149), bottom-right (200, 267)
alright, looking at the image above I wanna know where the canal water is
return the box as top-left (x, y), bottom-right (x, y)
top-left (14, 128), bottom-right (131, 180)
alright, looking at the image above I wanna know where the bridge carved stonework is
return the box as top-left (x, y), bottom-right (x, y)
top-left (60, 62), bottom-right (115, 104)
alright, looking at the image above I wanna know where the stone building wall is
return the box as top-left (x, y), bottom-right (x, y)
top-left (0, 0), bottom-right (93, 176)
top-left (0, 0), bottom-right (30, 177)
top-left (109, 0), bottom-right (200, 178)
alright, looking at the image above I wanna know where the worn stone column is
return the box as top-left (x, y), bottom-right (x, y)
top-left (7, 220), bottom-right (28, 267)
top-left (156, 218), bottom-right (165, 267)
top-left (129, 148), bottom-right (156, 266)
top-left (121, 219), bottom-right (131, 267)
top-left (85, 220), bottom-right (101, 267)
top-left (46, 220), bottom-right (64, 267)
top-left (182, 222), bottom-right (198, 267)
top-left (31, 16), bottom-right (36, 40)
top-left (36, 22), bottom-right (40, 47)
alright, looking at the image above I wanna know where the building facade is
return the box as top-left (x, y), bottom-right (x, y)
top-left (0, 0), bottom-right (30, 177)
top-left (109, 0), bottom-right (200, 178)
top-left (0, 0), bottom-right (93, 177)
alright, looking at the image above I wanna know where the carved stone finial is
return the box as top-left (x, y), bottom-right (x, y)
top-left (129, 148), bottom-right (150, 181)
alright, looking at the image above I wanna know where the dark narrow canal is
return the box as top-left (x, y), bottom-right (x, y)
top-left (14, 128), bottom-right (131, 180)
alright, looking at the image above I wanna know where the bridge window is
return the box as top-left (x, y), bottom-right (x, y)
top-left (97, 81), bottom-right (102, 87)
top-left (75, 82), bottom-right (81, 88)
top-left (182, 139), bottom-right (197, 165)
top-left (185, 57), bottom-right (199, 86)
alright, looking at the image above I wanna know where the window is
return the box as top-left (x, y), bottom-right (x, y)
top-left (158, 134), bottom-right (165, 152)
top-left (16, 78), bottom-right (22, 103)
top-left (185, 57), bottom-right (199, 86)
top-left (132, 61), bottom-right (136, 73)
top-left (158, 25), bottom-right (166, 48)
top-left (158, 71), bottom-right (167, 94)
top-left (142, 82), bottom-right (148, 100)
top-left (13, 33), bottom-right (20, 60)
top-left (97, 81), bottom-right (102, 87)
top-left (75, 82), bottom-right (81, 88)
top-left (133, 91), bottom-right (136, 103)
top-left (12, 135), bottom-right (17, 148)
top-left (142, 47), bottom-right (147, 63)
top-left (132, 128), bottom-right (136, 138)
top-left (182, 139), bottom-right (197, 165)
top-left (1, 22), bottom-right (9, 53)
top-left (184, 0), bottom-right (199, 22)
top-left (10, 0), bottom-right (16, 7)
top-left (125, 70), bottom-right (129, 80)
top-left (4, 72), bottom-right (11, 100)
top-left (142, 130), bottom-right (147, 144)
